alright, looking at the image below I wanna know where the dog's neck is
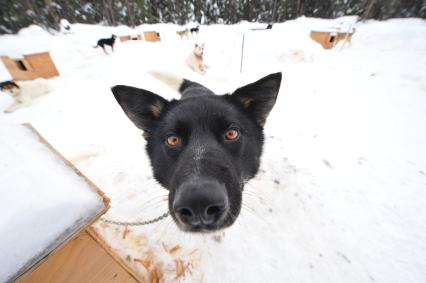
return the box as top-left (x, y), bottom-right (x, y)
top-left (194, 52), bottom-right (203, 59)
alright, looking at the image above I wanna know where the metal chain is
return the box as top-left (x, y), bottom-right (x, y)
top-left (100, 212), bottom-right (169, 226)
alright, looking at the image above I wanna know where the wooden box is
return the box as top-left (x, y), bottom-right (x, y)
top-left (310, 30), bottom-right (338, 49)
top-left (18, 229), bottom-right (139, 283)
top-left (310, 29), bottom-right (355, 49)
top-left (0, 124), bottom-right (140, 283)
top-left (144, 31), bottom-right (161, 42)
top-left (119, 35), bottom-right (143, 42)
top-left (0, 52), bottom-right (59, 81)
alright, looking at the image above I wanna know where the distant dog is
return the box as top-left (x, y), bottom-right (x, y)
top-left (177, 29), bottom-right (190, 39)
top-left (111, 71), bottom-right (282, 232)
top-left (336, 28), bottom-right (356, 47)
top-left (190, 25), bottom-right (200, 35)
top-left (187, 43), bottom-right (208, 75)
top-left (1, 78), bottom-right (51, 113)
top-left (94, 34), bottom-right (117, 54)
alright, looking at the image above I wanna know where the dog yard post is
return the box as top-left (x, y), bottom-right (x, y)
top-left (240, 33), bottom-right (245, 73)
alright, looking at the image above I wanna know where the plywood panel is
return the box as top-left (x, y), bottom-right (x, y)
top-left (0, 56), bottom-right (37, 80)
top-left (120, 35), bottom-right (131, 42)
top-left (87, 227), bottom-right (144, 282)
top-left (24, 52), bottom-right (59, 79)
top-left (18, 230), bottom-right (139, 283)
top-left (0, 52), bottom-right (59, 81)
top-left (310, 31), bottom-right (334, 49)
top-left (144, 31), bottom-right (161, 42)
top-left (310, 30), bottom-right (355, 49)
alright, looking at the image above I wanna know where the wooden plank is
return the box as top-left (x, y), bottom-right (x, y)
top-left (17, 230), bottom-right (139, 283)
top-left (87, 226), bottom-right (144, 283)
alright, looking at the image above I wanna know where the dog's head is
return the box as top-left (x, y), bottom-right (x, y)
top-left (0, 81), bottom-right (20, 96)
top-left (111, 73), bottom-right (281, 232)
top-left (193, 43), bottom-right (205, 56)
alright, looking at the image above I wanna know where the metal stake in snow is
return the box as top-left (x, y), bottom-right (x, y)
top-left (240, 33), bottom-right (245, 73)
top-left (100, 212), bottom-right (169, 226)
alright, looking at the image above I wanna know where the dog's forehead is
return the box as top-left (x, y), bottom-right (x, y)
top-left (165, 96), bottom-right (238, 126)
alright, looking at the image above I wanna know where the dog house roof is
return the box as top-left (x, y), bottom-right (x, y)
top-left (0, 124), bottom-right (108, 282)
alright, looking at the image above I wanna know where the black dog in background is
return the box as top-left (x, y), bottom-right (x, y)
top-left (94, 34), bottom-right (117, 54)
top-left (111, 72), bottom-right (281, 233)
top-left (190, 25), bottom-right (199, 35)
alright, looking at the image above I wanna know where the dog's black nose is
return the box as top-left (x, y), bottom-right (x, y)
top-left (173, 180), bottom-right (228, 229)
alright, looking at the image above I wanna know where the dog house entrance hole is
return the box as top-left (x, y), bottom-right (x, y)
top-left (15, 60), bottom-right (28, 71)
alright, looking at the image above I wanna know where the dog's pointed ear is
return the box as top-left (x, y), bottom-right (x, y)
top-left (111, 85), bottom-right (169, 134)
top-left (231, 72), bottom-right (282, 128)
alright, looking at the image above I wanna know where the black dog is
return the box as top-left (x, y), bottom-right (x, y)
top-left (111, 73), bottom-right (281, 232)
top-left (190, 25), bottom-right (199, 34)
top-left (94, 34), bottom-right (117, 54)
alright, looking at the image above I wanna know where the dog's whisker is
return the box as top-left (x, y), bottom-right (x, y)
top-left (232, 209), bottom-right (249, 230)
top-left (155, 217), bottom-right (173, 241)
top-left (137, 200), bottom-right (168, 212)
top-left (243, 187), bottom-right (265, 198)
top-left (139, 194), bottom-right (168, 206)
top-left (241, 202), bottom-right (266, 224)
top-left (243, 189), bottom-right (262, 198)
top-left (241, 203), bottom-right (256, 214)
top-left (242, 193), bottom-right (265, 204)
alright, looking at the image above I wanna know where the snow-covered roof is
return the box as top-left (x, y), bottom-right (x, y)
top-left (0, 124), bottom-right (107, 282)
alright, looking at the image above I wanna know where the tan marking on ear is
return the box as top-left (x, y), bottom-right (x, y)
top-left (150, 100), bottom-right (163, 118)
top-left (242, 97), bottom-right (254, 108)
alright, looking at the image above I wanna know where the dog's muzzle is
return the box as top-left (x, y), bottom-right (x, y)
top-left (172, 179), bottom-right (229, 232)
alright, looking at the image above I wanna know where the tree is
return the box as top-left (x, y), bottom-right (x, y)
top-left (0, 0), bottom-right (424, 34)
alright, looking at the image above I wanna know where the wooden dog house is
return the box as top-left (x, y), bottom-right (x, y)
top-left (310, 30), bottom-right (339, 49)
top-left (0, 52), bottom-right (59, 81)
top-left (119, 34), bottom-right (143, 42)
top-left (143, 31), bottom-right (161, 42)
top-left (310, 29), bottom-right (355, 49)
top-left (1, 124), bottom-right (141, 283)
top-left (18, 229), bottom-right (139, 283)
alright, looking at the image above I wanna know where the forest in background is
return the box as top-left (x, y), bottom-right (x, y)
top-left (0, 0), bottom-right (425, 34)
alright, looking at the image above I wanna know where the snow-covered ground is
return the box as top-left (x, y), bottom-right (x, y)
top-left (0, 17), bottom-right (425, 282)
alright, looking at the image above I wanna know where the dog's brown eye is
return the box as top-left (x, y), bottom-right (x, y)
top-left (166, 135), bottom-right (181, 147)
top-left (225, 129), bottom-right (239, 141)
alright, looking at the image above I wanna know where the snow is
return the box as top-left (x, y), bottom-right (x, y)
top-left (0, 61), bottom-right (12, 82)
top-left (0, 17), bottom-right (426, 282)
top-left (0, 125), bottom-right (105, 282)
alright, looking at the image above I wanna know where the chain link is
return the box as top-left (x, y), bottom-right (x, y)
top-left (100, 212), bottom-right (169, 226)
